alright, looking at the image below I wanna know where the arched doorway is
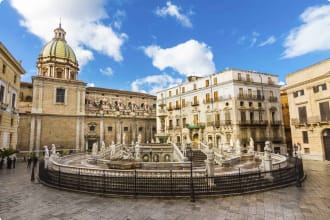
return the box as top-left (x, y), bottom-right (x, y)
top-left (193, 133), bottom-right (199, 142)
top-left (323, 129), bottom-right (330, 161)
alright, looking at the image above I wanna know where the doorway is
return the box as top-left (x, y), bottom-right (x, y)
top-left (323, 129), bottom-right (330, 161)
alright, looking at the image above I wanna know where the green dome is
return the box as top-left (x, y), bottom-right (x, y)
top-left (40, 39), bottom-right (77, 64)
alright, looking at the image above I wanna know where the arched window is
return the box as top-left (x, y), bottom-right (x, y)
top-left (56, 69), bottom-right (63, 79)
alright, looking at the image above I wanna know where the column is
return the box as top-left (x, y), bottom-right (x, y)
top-left (35, 117), bottom-right (42, 156)
top-left (80, 118), bottom-right (85, 152)
top-left (38, 84), bottom-right (43, 113)
top-left (76, 89), bottom-right (80, 114)
top-left (76, 117), bottom-right (80, 151)
top-left (100, 117), bottom-right (104, 144)
top-left (29, 116), bottom-right (35, 152)
top-left (81, 89), bottom-right (86, 114)
top-left (32, 85), bottom-right (38, 112)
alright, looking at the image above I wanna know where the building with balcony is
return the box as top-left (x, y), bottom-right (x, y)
top-left (156, 69), bottom-right (286, 153)
top-left (286, 59), bottom-right (330, 160)
top-left (0, 42), bottom-right (25, 149)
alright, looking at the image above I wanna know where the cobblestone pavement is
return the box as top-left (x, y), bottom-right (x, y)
top-left (0, 160), bottom-right (329, 220)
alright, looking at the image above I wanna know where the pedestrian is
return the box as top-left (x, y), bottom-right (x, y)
top-left (32, 156), bottom-right (38, 168)
top-left (23, 155), bottom-right (26, 162)
top-left (27, 157), bottom-right (32, 168)
top-left (0, 158), bottom-right (3, 169)
top-left (13, 155), bottom-right (16, 168)
top-left (7, 157), bottom-right (12, 169)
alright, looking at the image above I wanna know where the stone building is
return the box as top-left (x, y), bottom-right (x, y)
top-left (280, 88), bottom-right (293, 155)
top-left (17, 24), bottom-right (156, 154)
top-left (286, 59), bottom-right (330, 160)
top-left (156, 69), bottom-right (287, 153)
top-left (0, 42), bottom-right (25, 149)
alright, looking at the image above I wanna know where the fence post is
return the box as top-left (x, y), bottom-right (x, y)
top-left (58, 166), bottom-right (61, 187)
top-left (134, 169), bottom-right (137, 197)
top-left (295, 158), bottom-right (302, 187)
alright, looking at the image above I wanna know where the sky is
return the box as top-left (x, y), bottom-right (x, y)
top-left (0, 0), bottom-right (330, 95)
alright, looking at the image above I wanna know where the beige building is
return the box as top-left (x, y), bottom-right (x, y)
top-left (286, 59), bottom-right (330, 161)
top-left (0, 42), bottom-right (25, 149)
top-left (17, 24), bottom-right (156, 154)
top-left (157, 69), bottom-right (287, 153)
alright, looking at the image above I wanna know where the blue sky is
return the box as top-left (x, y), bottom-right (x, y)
top-left (0, 0), bottom-right (330, 94)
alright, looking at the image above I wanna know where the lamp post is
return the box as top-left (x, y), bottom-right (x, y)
top-left (186, 145), bottom-right (195, 202)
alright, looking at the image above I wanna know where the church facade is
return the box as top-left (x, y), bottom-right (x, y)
top-left (17, 24), bottom-right (156, 154)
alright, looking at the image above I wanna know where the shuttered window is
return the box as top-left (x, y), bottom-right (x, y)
top-left (319, 101), bottom-right (330, 121)
top-left (302, 131), bottom-right (309, 144)
top-left (298, 106), bottom-right (307, 123)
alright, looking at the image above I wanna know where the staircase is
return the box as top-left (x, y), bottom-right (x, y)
top-left (191, 150), bottom-right (207, 167)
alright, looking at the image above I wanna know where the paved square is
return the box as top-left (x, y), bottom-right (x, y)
top-left (0, 160), bottom-right (329, 220)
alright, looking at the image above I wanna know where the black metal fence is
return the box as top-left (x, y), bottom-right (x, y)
top-left (38, 157), bottom-right (304, 198)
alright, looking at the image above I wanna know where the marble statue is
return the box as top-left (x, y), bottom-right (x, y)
top-left (248, 137), bottom-right (255, 153)
top-left (51, 144), bottom-right (56, 156)
top-left (236, 139), bottom-right (241, 154)
top-left (44, 145), bottom-right (49, 158)
top-left (110, 142), bottom-right (116, 157)
top-left (137, 133), bottom-right (142, 144)
top-left (135, 142), bottom-right (141, 160)
top-left (92, 142), bottom-right (98, 156)
top-left (100, 141), bottom-right (106, 153)
top-left (122, 133), bottom-right (126, 145)
top-left (264, 141), bottom-right (272, 160)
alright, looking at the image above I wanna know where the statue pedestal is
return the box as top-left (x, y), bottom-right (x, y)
top-left (263, 157), bottom-right (273, 181)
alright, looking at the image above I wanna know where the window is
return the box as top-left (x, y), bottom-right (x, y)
top-left (175, 100), bottom-right (180, 109)
top-left (176, 119), bottom-right (180, 127)
top-left (240, 101), bottom-right (244, 106)
top-left (257, 90), bottom-right (262, 100)
top-left (169, 120), bottom-right (173, 128)
top-left (181, 87), bottom-right (185, 93)
top-left (182, 99), bottom-right (186, 108)
top-left (193, 96), bottom-right (198, 105)
top-left (193, 84), bottom-right (197, 90)
top-left (225, 111), bottom-right (231, 124)
top-left (70, 73), bottom-right (75, 80)
top-left (56, 70), bottom-right (62, 79)
top-left (239, 88), bottom-right (243, 97)
top-left (313, 83), bottom-right (327, 93)
top-left (248, 89), bottom-right (252, 97)
top-left (246, 74), bottom-right (250, 81)
top-left (268, 77), bottom-right (273, 84)
top-left (0, 85), bottom-right (5, 102)
top-left (182, 118), bottom-right (186, 126)
top-left (249, 102), bottom-right (253, 107)
top-left (293, 89), bottom-right (304, 97)
top-left (258, 102), bottom-right (262, 108)
top-left (14, 75), bottom-right (17, 84)
top-left (139, 127), bottom-right (143, 132)
top-left (2, 64), bottom-right (6, 74)
top-left (168, 91), bottom-right (172, 97)
top-left (238, 73), bottom-right (241, 80)
top-left (193, 114), bottom-right (198, 125)
top-left (176, 89), bottom-right (178, 95)
top-left (215, 113), bottom-right (220, 122)
top-left (319, 101), bottom-right (330, 121)
top-left (108, 126), bottom-right (112, 132)
top-left (11, 118), bottom-right (14, 127)
top-left (214, 91), bottom-right (219, 101)
top-left (240, 111), bottom-right (246, 122)
top-left (250, 112), bottom-right (254, 122)
top-left (270, 91), bottom-right (274, 97)
top-left (56, 88), bottom-right (65, 103)
top-left (11, 93), bottom-right (16, 108)
top-left (271, 111), bottom-right (276, 122)
top-left (205, 93), bottom-right (211, 103)
top-left (168, 102), bottom-right (172, 110)
top-left (213, 77), bottom-right (218, 85)
top-left (124, 127), bottom-right (129, 132)
top-left (302, 131), bottom-right (309, 143)
top-left (258, 111), bottom-right (263, 121)
top-left (89, 125), bottom-right (96, 131)
top-left (205, 79), bottom-right (209, 87)
top-left (298, 106), bottom-right (307, 123)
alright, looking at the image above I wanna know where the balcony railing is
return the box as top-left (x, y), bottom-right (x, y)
top-left (268, 96), bottom-right (278, 102)
top-left (167, 107), bottom-right (173, 111)
top-left (237, 94), bottom-right (264, 101)
top-left (238, 120), bottom-right (268, 126)
top-left (292, 117), bottom-right (330, 126)
top-left (270, 120), bottom-right (282, 126)
top-left (191, 102), bottom-right (199, 106)
top-left (174, 106), bottom-right (181, 110)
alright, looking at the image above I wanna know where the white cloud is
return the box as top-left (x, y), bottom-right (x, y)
top-left (0, 0), bottom-right (3, 4)
top-left (131, 74), bottom-right (182, 95)
top-left (283, 5), bottom-right (330, 58)
top-left (87, 82), bottom-right (95, 87)
top-left (258, 36), bottom-right (276, 47)
top-left (9, 0), bottom-right (127, 67)
top-left (100, 67), bottom-right (113, 76)
top-left (278, 81), bottom-right (286, 86)
top-left (155, 1), bottom-right (192, 28)
top-left (144, 39), bottom-right (215, 77)
top-left (112, 9), bottom-right (126, 30)
top-left (250, 32), bottom-right (260, 47)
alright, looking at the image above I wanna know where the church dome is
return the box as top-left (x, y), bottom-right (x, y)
top-left (39, 23), bottom-right (78, 64)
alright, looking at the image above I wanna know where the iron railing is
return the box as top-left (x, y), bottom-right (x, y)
top-left (39, 157), bottom-right (304, 198)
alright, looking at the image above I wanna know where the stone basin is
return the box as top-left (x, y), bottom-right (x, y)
top-left (107, 161), bottom-right (142, 169)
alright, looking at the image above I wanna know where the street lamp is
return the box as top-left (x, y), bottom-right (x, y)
top-left (186, 145), bottom-right (195, 202)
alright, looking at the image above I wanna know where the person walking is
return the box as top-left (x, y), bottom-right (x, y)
top-left (27, 156), bottom-right (32, 168)
top-left (13, 155), bottom-right (16, 168)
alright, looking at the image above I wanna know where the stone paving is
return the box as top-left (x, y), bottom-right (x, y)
top-left (0, 160), bottom-right (329, 220)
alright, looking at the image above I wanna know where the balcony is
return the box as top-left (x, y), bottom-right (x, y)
top-left (268, 96), bottom-right (278, 102)
top-left (167, 107), bottom-right (173, 111)
top-left (292, 116), bottom-right (330, 126)
top-left (237, 94), bottom-right (265, 101)
top-left (238, 120), bottom-right (268, 126)
top-left (168, 125), bottom-right (173, 130)
top-left (270, 120), bottom-right (282, 126)
top-left (186, 122), bottom-right (205, 129)
top-left (174, 105), bottom-right (181, 110)
top-left (191, 102), bottom-right (199, 106)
